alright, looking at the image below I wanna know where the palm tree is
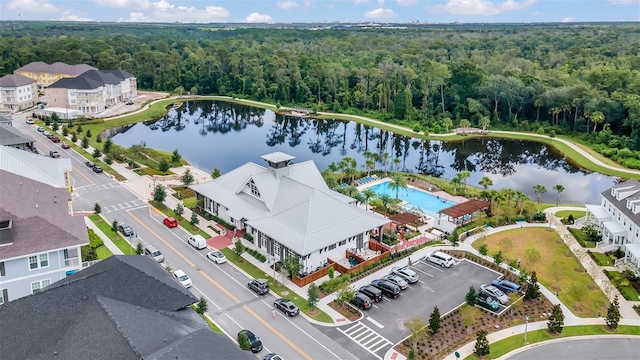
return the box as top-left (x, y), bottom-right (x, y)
top-left (378, 194), bottom-right (393, 216)
top-left (533, 184), bottom-right (547, 204)
top-left (459, 119), bottom-right (471, 128)
top-left (450, 176), bottom-right (462, 195)
top-left (479, 116), bottom-right (491, 131)
top-left (478, 176), bottom-right (493, 190)
top-left (515, 191), bottom-right (529, 215)
top-left (381, 152), bottom-right (389, 176)
top-left (337, 159), bottom-right (348, 184)
top-left (353, 191), bottom-right (365, 206)
top-left (393, 158), bottom-right (401, 172)
top-left (443, 117), bottom-right (453, 132)
top-left (457, 171), bottom-right (471, 194)
top-left (365, 159), bottom-right (375, 176)
top-left (554, 184), bottom-right (565, 205)
top-left (387, 174), bottom-right (407, 200)
top-left (501, 188), bottom-right (516, 207)
top-left (361, 189), bottom-right (377, 211)
top-left (345, 167), bottom-right (358, 185)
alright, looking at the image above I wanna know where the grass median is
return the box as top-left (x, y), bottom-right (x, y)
top-left (150, 201), bottom-right (211, 238)
top-left (220, 248), bottom-right (333, 323)
top-left (88, 214), bottom-right (137, 255)
top-left (464, 325), bottom-right (640, 359)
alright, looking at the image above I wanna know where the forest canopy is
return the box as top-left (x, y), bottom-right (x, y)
top-left (1, 21), bottom-right (639, 167)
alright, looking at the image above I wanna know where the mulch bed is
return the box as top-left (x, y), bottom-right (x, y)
top-left (328, 300), bottom-right (362, 322)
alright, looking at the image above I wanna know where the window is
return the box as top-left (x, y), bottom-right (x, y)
top-left (0, 261), bottom-right (4, 276)
top-left (31, 279), bottom-right (51, 294)
top-left (328, 244), bottom-right (336, 250)
top-left (339, 240), bottom-right (346, 246)
top-left (246, 179), bottom-right (261, 198)
top-left (0, 289), bottom-right (6, 304)
top-left (274, 243), bottom-right (281, 256)
top-left (28, 254), bottom-right (49, 270)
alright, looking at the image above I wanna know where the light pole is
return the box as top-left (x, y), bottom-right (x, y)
top-left (524, 314), bottom-right (530, 344)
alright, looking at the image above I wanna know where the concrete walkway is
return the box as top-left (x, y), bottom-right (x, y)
top-left (84, 216), bottom-right (124, 255)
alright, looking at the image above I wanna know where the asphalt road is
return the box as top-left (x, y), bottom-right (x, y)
top-left (317, 259), bottom-right (500, 359)
top-left (508, 337), bottom-right (640, 360)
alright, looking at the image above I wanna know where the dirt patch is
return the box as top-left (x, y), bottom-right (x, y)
top-left (574, 267), bottom-right (584, 273)
top-left (407, 178), bottom-right (441, 192)
top-left (328, 300), bottom-right (361, 321)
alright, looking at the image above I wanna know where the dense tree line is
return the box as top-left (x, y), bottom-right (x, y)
top-left (2, 22), bottom-right (640, 166)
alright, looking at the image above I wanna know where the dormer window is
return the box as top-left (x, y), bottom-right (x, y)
top-left (246, 179), bottom-right (261, 198)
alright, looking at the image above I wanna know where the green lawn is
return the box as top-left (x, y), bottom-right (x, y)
top-left (568, 228), bottom-right (596, 248)
top-left (220, 248), bottom-right (333, 323)
top-left (183, 197), bottom-right (197, 208)
top-left (88, 214), bottom-right (136, 255)
top-left (190, 305), bottom-right (222, 333)
top-left (603, 270), bottom-right (640, 301)
top-left (473, 228), bottom-right (609, 317)
top-left (588, 251), bottom-right (614, 266)
top-left (555, 210), bottom-right (586, 219)
top-left (464, 325), bottom-right (640, 359)
top-left (150, 202), bottom-right (210, 238)
top-left (96, 245), bottom-right (113, 259)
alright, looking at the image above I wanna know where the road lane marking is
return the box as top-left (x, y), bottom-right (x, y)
top-left (71, 165), bottom-right (95, 185)
top-left (337, 322), bottom-right (392, 360)
top-left (366, 317), bottom-right (384, 329)
top-left (127, 210), bottom-right (195, 267)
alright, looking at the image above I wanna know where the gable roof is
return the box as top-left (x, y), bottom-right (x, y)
top-left (49, 69), bottom-right (133, 90)
top-left (191, 154), bottom-right (389, 255)
top-left (0, 73), bottom-right (35, 87)
top-left (0, 255), bottom-right (253, 360)
top-left (0, 146), bottom-right (71, 188)
top-left (0, 124), bottom-right (32, 146)
top-left (0, 170), bottom-right (86, 261)
top-left (15, 61), bottom-right (96, 76)
top-left (602, 178), bottom-right (640, 227)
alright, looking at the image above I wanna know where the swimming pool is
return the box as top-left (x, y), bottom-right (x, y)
top-left (367, 181), bottom-right (456, 217)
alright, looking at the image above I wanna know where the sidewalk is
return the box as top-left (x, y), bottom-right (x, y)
top-left (84, 216), bottom-right (124, 255)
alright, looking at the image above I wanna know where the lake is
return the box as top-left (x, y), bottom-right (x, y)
top-left (110, 100), bottom-right (617, 204)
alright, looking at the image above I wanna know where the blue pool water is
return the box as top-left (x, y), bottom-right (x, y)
top-left (367, 181), bottom-right (456, 217)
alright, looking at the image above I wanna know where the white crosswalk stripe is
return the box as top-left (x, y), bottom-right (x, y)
top-left (100, 199), bottom-right (147, 214)
top-left (337, 322), bottom-right (393, 360)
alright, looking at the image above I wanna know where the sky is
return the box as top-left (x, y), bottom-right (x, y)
top-left (1, 0), bottom-right (639, 24)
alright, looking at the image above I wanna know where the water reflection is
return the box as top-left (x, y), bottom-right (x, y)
top-left (111, 100), bottom-right (616, 204)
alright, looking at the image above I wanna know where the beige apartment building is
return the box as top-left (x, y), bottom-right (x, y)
top-left (14, 62), bottom-right (96, 90)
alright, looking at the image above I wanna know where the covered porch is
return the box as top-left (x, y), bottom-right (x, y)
top-left (616, 243), bottom-right (640, 277)
top-left (601, 220), bottom-right (627, 245)
top-left (585, 204), bottom-right (611, 225)
top-left (437, 199), bottom-right (490, 227)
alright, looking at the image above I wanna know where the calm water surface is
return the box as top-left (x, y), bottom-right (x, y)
top-left (110, 101), bottom-right (616, 204)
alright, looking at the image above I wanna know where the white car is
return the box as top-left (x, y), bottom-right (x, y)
top-left (480, 284), bottom-right (509, 305)
top-left (172, 269), bottom-right (192, 288)
top-left (206, 249), bottom-right (227, 264)
top-left (391, 266), bottom-right (419, 283)
top-left (25, 118), bottom-right (35, 124)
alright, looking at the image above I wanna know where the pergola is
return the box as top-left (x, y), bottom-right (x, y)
top-left (438, 199), bottom-right (491, 226)
top-left (389, 212), bottom-right (421, 226)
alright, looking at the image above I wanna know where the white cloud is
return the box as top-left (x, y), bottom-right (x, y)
top-left (120, 1), bottom-right (229, 23)
top-left (245, 12), bottom-right (274, 23)
top-left (364, 8), bottom-right (397, 18)
top-left (353, 0), bottom-right (372, 4)
top-left (561, 16), bottom-right (576, 22)
top-left (7, 0), bottom-right (58, 14)
top-left (378, 0), bottom-right (385, 6)
top-left (94, 0), bottom-right (152, 9)
top-left (397, 0), bottom-right (418, 6)
top-left (59, 13), bottom-right (93, 21)
top-left (610, 0), bottom-right (640, 4)
top-left (276, 0), bottom-right (314, 10)
top-left (428, 0), bottom-right (536, 16)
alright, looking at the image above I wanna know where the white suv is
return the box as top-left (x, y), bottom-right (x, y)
top-left (173, 270), bottom-right (192, 288)
top-left (425, 251), bottom-right (454, 268)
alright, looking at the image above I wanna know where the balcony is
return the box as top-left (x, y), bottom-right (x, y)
top-left (65, 257), bottom-right (80, 267)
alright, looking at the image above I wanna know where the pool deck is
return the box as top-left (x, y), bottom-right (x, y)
top-left (358, 177), bottom-right (468, 205)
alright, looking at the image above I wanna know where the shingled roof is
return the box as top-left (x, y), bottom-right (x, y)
top-left (0, 73), bottom-right (35, 87)
top-left (0, 255), bottom-right (254, 360)
top-left (49, 69), bottom-right (135, 89)
top-left (15, 61), bottom-right (96, 76)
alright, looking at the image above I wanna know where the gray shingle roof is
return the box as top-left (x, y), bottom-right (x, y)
top-left (191, 154), bottom-right (390, 255)
top-left (0, 124), bottom-right (32, 146)
top-left (0, 73), bottom-right (35, 87)
top-left (602, 178), bottom-right (640, 227)
top-left (0, 146), bottom-right (71, 188)
top-left (49, 69), bottom-right (134, 89)
top-left (15, 61), bottom-right (96, 76)
top-left (0, 256), bottom-right (251, 360)
top-left (0, 170), bottom-right (87, 260)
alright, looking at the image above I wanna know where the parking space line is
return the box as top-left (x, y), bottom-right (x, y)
top-left (412, 267), bottom-right (435, 277)
top-left (417, 259), bottom-right (444, 272)
top-left (372, 304), bottom-right (380, 309)
top-left (366, 317), bottom-right (384, 329)
top-left (407, 285), bottom-right (415, 290)
top-left (383, 297), bottom-right (392, 302)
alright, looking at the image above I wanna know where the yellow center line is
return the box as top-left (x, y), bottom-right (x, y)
top-left (127, 210), bottom-right (195, 267)
top-left (198, 271), bottom-right (312, 360)
top-left (72, 165), bottom-right (95, 185)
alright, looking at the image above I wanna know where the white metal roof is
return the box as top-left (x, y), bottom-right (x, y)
top-left (260, 151), bottom-right (296, 164)
top-left (603, 220), bottom-right (626, 235)
top-left (0, 146), bottom-right (71, 188)
top-left (585, 204), bottom-right (610, 221)
top-left (625, 243), bottom-right (640, 261)
top-left (190, 154), bottom-right (390, 255)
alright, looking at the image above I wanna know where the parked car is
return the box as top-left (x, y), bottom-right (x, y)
top-left (117, 224), bottom-right (134, 237)
top-left (49, 150), bottom-right (60, 158)
top-left (264, 354), bottom-right (283, 360)
top-left (144, 245), bottom-right (164, 263)
top-left (37, 127), bottom-right (45, 132)
top-left (187, 235), bottom-right (207, 249)
top-left (25, 118), bottom-right (35, 124)
top-left (384, 274), bottom-right (409, 290)
top-left (351, 292), bottom-right (373, 310)
top-left (50, 136), bottom-right (60, 143)
top-left (491, 279), bottom-right (522, 294)
top-left (126, 99), bottom-right (134, 105)
top-left (172, 269), bottom-right (192, 288)
top-left (43, 130), bottom-right (51, 137)
top-left (163, 217), bottom-right (178, 228)
top-left (238, 329), bottom-right (263, 353)
top-left (370, 279), bottom-right (401, 299)
top-left (477, 292), bottom-right (500, 311)
top-left (359, 285), bottom-right (383, 302)
top-left (425, 251), bottom-right (455, 268)
top-left (85, 161), bottom-right (95, 168)
top-left (248, 278), bottom-right (269, 295)
top-left (274, 298), bottom-right (299, 316)
top-left (391, 266), bottom-right (419, 283)
top-left (61, 143), bottom-right (70, 149)
top-left (206, 249), bottom-right (227, 264)
top-left (92, 165), bottom-right (103, 173)
top-left (480, 284), bottom-right (509, 305)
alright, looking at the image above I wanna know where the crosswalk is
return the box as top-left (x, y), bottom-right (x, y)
top-left (337, 322), bottom-right (393, 359)
top-left (99, 199), bottom-right (147, 213)
top-left (74, 182), bottom-right (122, 194)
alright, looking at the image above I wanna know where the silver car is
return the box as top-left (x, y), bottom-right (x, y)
top-left (385, 274), bottom-right (409, 290)
top-left (480, 284), bottom-right (509, 304)
top-left (391, 266), bottom-right (419, 283)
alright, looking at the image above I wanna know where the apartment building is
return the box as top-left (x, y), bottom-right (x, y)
top-left (14, 61), bottom-right (96, 89)
top-left (0, 74), bottom-right (37, 112)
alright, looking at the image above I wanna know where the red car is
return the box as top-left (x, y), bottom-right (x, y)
top-left (163, 217), bottom-right (178, 228)
top-left (50, 136), bottom-right (60, 143)
top-left (61, 143), bottom-right (70, 149)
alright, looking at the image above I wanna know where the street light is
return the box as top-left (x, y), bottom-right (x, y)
top-left (524, 314), bottom-right (530, 344)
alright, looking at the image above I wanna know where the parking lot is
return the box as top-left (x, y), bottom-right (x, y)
top-left (317, 257), bottom-right (501, 360)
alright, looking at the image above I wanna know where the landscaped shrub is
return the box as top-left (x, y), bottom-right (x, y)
top-left (211, 215), bottom-right (235, 230)
top-left (245, 248), bottom-right (266, 262)
top-left (243, 233), bottom-right (254, 243)
top-left (319, 275), bottom-right (351, 294)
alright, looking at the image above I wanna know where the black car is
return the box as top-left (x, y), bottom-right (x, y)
top-left (117, 224), bottom-right (134, 237)
top-left (274, 298), bottom-right (299, 316)
top-left (370, 279), bottom-right (401, 299)
top-left (351, 293), bottom-right (373, 310)
top-left (238, 329), bottom-right (263, 353)
top-left (248, 279), bottom-right (269, 295)
top-left (263, 354), bottom-right (283, 360)
top-left (85, 161), bottom-right (95, 167)
top-left (92, 165), bottom-right (103, 173)
top-left (359, 285), bottom-right (383, 302)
